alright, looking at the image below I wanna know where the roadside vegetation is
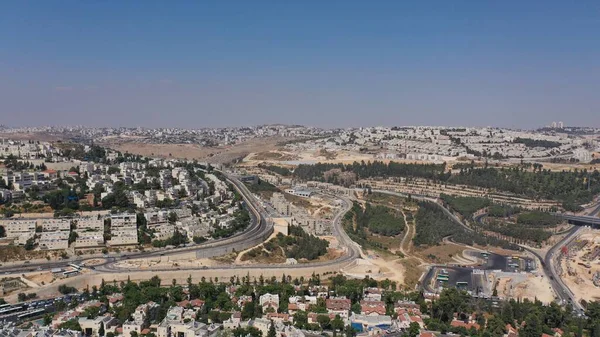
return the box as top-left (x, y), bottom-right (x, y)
top-left (245, 179), bottom-right (279, 199)
top-left (258, 163), bottom-right (292, 176)
top-left (414, 202), bottom-right (520, 250)
top-left (477, 211), bottom-right (562, 246)
top-left (478, 220), bottom-right (552, 245)
top-left (271, 160), bottom-right (599, 211)
top-left (243, 225), bottom-right (330, 263)
top-left (342, 201), bottom-right (405, 251)
top-left (516, 211), bottom-right (561, 227)
top-left (293, 161), bottom-right (449, 182)
top-left (487, 204), bottom-right (521, 218)
top-left (439, 194), bottom-right (491, 219)
top-left (449, 166), bottom-right (599, 211)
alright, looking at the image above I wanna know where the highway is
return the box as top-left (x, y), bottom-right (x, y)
top-left (0, 173), bottom-right (360, 280)
top-left (0, 172), bottom-right (272, 275)
top-left (558, 213), bottom-right (600, 226)
top-left (543, 226), bottom-right (585, 312)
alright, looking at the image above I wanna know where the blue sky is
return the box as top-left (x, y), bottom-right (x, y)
top-left (1, 1), bottom-right (599, 128)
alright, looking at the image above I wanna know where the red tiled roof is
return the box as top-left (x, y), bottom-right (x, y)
top-left (190, 299), bottom-right (205, 307)
top-left (326, 298), bottom-right (351, 311)
top-left (109, 294), bottom-right (124, 303)
top-left (360, 300), bottom-right (386, 315)
top-left (262, 301), bottom-right (278, 308)
top-left (450, 320), bottom-right (480, 330)
top-left (267, 313), bottom-right (290, 321)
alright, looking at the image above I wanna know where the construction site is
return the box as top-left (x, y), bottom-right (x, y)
top-left (423, 251), bottom-right (555, 303)
top-left (557, 231), bottom-right (600, 302)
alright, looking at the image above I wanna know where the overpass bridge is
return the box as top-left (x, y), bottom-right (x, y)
top-left (558, 213), bottom-right (600, 226)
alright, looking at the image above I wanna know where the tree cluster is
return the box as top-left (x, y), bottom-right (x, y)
top-left (516, 211), bottom-right (561, 227)
top-left (274, 225), bottom-right (330, 261)
top-left (514, 137), bottom-right (562, 149)
top-left (258, 164), bottom-right (292, 176)
top-left (449, 166), bottom-right (600, 211)
top-left (292, 161), bottom-right (449, 183)
top-left (440, 194), bottom-right (491, 219)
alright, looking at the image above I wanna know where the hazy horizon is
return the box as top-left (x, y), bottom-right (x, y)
top-left (1, 2), bottom-right (599, 129)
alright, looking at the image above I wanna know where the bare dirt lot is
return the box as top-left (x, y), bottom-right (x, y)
top-left (415, 244), bottom-right (469, 264)
top-left (493, 273), bottom-right (555, 304)
top-left (25, 272), bottom-right (55, 286)
top-left (244, 149), bottom-right (375, 165)
top-left (559, 231), bottom-right (600, 302)
top-left (104, 137), bottom-right (294, 164)
top-left (114, 255), bottom-right (218, 270)
top-left (0, 132), bottom-right (68, 142)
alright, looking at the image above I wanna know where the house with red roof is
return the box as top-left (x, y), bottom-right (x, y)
top-left (450, 319), bottom-right (481, 331)
top-left (360, 300), bottom-right (386, 316)
top-left (326, 298), bottom-right (351, 319)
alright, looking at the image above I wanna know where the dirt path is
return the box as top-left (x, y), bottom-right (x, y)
top-left (235, 232), bottom-right (278, 264)
top-left (399, 210), bottom-right (415, 255)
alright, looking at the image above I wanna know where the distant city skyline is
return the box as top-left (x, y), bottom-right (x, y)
top-left (1, 2), bottom-right (599, 129)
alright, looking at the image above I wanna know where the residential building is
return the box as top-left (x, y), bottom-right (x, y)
top-left (157, 307), bottom-right (220, 337)
top-left (326, 298), bottom-right (351, 319)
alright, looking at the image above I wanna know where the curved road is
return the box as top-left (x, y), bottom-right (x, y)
top-left (474, 213), bottom-right (585, 313)
top-left (0, 174), bottom-right (360, 278)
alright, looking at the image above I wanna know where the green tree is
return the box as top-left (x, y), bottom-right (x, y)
top-left (43, 313), bottom-right (52, 326)
top-left (168, 212), bottom-right (178, 224)
top-left (59, 319), bottom-right (82, 331)
top-left (408, 322), bottom-right (421, 337)
top-left (267, 320), bottom-right (276, 337)
top-left (331, 315), bottom-right (345, 336)
top-left (501, 302), bottom-right (514, 324)
top-left (344, 325), bottom-right (356, 337)
top-left (520, 313), bottom-right (542, 337)
top-left (486, 315), bottom-right (507, 337)
top-left (99, 321), bottom-right (105, 337)
top-left (351, 302), bottom-right (361, 314)
top-left (242, 301), bottom-right (256, 320)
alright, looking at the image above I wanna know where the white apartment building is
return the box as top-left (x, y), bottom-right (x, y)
top-left (74, 230), bottom-right (105, 248)
top-left (41, 218), bottom-right (71, 232)
top-left (0, 219), bottom-right (36, 245)
top-left (78, 315), bottom-right (119, 337)
top-left (39, 231), bottom-right (69, 250)
top-left (108, 214), bottom-right (138, 246)
top-left (271, 193), bottom-right (291, 216)
top-left (79, 163), bottom-right (95, 176)
top-left (574, 148), bottom-right (592, 163)
top-left (406, 152), bottom-right (443, 163)
top-left (111, 214), bottom-right (136, 228)
top-left (259, 293), bottom-right (280, 312)
top-left (76, 217), bottom-right (104, 231)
